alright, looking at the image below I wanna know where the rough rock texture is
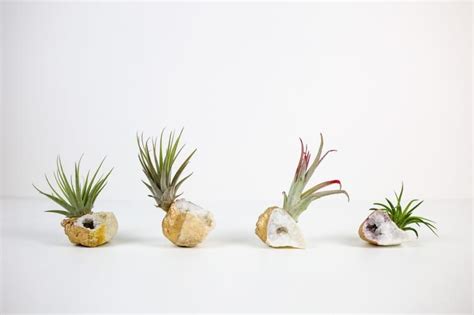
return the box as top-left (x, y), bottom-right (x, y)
top-left (162, 199), bottom-right (214, 247)
top-left (359, 210), bottom-right (409, 246)
top-left (255, 207), bottom-right (305, 249)
top-left (61, 211), bottom-right (118, 247)
top-left (255, 206), bottom-right (276, 243)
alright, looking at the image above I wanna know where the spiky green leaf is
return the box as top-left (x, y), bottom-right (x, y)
top-left (138, 129), bottom-right (196, 212)
top-left (34, 156), bottom-right (112, 218)
top-left (372, 184), bottom-right (437, 237)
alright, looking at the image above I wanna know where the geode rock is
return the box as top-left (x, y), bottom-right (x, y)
top-left (61, 212), bottom-right (118, 247)
top-left (359, 210), bottom-right (409, 246)
top-left (162, 199), bottom-right (214, 247)
top-left (255, 207), bottom-right (305, 249)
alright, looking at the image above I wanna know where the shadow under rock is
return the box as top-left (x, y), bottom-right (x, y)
top-left (203, 230), bottom-right (271, 249)
top-left (105, 231), bottom-right (173, 249)
top-left (309, 234), bottom-right (430, 249)
top-left (307, 234), bottom-right (399, 249)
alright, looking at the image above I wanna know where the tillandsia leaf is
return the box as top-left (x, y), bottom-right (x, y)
top-left (373, 202), bottom-right (392, 212)
top-left (33, 156), bottom-right (112, 218)
top-left (371, 183), bottom-right (438, 237)
top-left (304, 137), bottom-right (337, 188)
top-left (33, 185), bottom-right (75, 213)
top-left (282, 191), bottom-right (289, 209)
top-left (403, 227), bottom-right (419, 238)
top-left (137, 128), bottom-right (196, 212)
top-left (45, 210), bottom-right (72, 217)
top-left (175, 172), bottom-right (193, 192)
top-left (171, 149), bottom-right (197, 186)
top-left (290, 189), bottom-right (350, 221)
top-left (403, 199), bottom-right (419, 214)
top-left (74, 158), bottom-right (83, 209)
top-left (56, 157), bottom-right (79, 211)
top-left (303, 134), bottom-right (324, 186)
top-left (282, 134), bottom-right (349, 220)
top-left (88, 169), bottom-right (113, 208)
top-left (384, 198), bottom-right (396, 213)
top-left (405, 200), bottom-right (424, 217)
top-left (394, 182), bottom-right (404, 205)
top-left (301, 180), bottom-right (342, 199)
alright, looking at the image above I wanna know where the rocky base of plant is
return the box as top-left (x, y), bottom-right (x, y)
top-left (359, 210), bottom-right (409, 246)
top-left (61, 211), bottom-right (118, 247)
top-left (255, 207), bottom-right (305, 249)
top-left (162, 199), bottom-right (214, 247)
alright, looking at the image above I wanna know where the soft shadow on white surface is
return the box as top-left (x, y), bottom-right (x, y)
top-left (307, 233), bottom-right (435, 249)
top-left (308, 234), bottom-right (374, 248)
top-left (1, 198), bottom-right (471, 313)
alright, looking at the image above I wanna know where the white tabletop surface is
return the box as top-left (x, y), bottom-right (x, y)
top-left (1, 198), bottom-right (472, 314)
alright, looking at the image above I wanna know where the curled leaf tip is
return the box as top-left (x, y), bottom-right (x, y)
top-left (330, 179), bottom-right (342, 189)
top-left (342, 190), bottom-right (350, 202)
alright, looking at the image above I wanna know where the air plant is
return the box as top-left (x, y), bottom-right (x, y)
top-left (359, 184), bottom-right (437, 246)
top-left (33, 156), bottom-right (118, 247)
top-left (138, 129), bottom-right (214, 247)
top-left (255, 134), bottom-right (349, 248)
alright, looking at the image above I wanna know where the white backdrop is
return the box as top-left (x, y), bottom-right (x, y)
top-left (1, 2), bottom-right (472, 203)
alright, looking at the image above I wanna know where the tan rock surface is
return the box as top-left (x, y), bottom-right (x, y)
top-left (61, 211), bottom-right (118, 247)
top-left (358, 221), bottom-right (376, 244)
top-left (255, 206), bottom-right (277, 243)
top-left (162, 200), bottom-right (214, 247)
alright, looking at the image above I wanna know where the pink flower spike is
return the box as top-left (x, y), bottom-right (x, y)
top-left (295, 138), bottom-right (312, 180)
top-left (299, 138), bottom-right (304, 154)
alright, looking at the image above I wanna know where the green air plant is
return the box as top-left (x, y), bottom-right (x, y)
top-left (34, 156), bottom-right (112, 218)
top-left (359, 184), bottom-right (437, 246)
top-left (34, 156), bottom-right (118, 247)
top-left (255, 134), bottom-right (349, 248)
top-left (137, 129), bottom-right (196, 212)
top-left (138, 129), bottom-right (214, 247)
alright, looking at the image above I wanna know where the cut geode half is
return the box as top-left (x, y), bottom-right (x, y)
top-left (360, 184), bottom-right (437, 245)
top-left (358, 210), bottom-right (409, 246)
top-left (255, 207), bottom-right (305, 248)
top-left (162, 199), bottom-right (214, 247)
top-left (62, 211), bottom-right (118, 247)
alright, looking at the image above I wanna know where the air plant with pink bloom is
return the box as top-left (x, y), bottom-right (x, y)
top-left (283, 137), bottom-right (349, 221)
top-left (255, 134), bottom-right (349, 248)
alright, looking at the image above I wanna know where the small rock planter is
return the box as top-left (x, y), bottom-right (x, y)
top-left (138, 129), bottom-right (214, 247)
top-left (255, 135), bottom-right (349, 248)
top-left (34, 157), bottom-right (118, 247)
top-left (359, 184), bottom-right (437, 246)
